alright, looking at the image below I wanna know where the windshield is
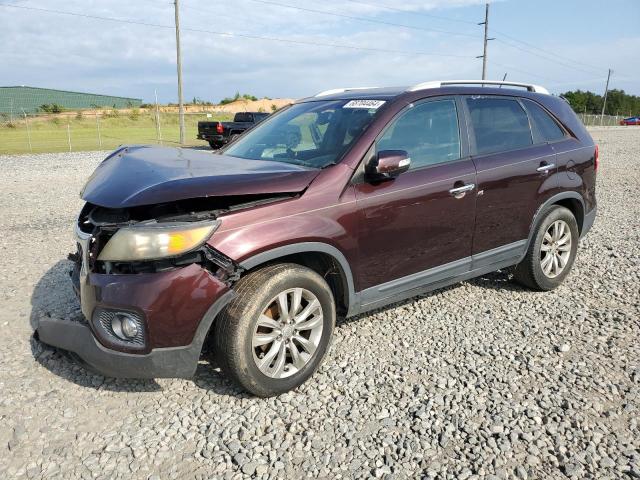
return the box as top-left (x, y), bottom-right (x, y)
top-left (222, 100), bottom-right (383, 168)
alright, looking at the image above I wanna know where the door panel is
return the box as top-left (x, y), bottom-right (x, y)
top-left (472, 143), bottom-right (557, 254)
top-left (463, 95), bottom-right (558, 255)
top-left (354, 159), bottom-right (477, 290)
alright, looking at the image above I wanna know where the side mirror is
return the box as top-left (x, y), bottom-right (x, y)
top-left (366, 150), bottom-right (411, 181)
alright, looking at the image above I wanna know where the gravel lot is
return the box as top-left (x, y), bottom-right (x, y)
top-left (1, 128), bottom-right (639, 480)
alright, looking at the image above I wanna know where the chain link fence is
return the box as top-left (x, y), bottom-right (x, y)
top-left (0, 109), bottom-right (233, 155)
top-left (577, 113), bottom-right (631, 127)
top-left (1, 109), bottom-right (635, 155)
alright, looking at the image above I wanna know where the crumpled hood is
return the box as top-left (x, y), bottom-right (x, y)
top-left (81, 145), bottom-right (320, 208)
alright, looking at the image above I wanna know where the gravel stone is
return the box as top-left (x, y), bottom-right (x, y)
top-left (241, 462), bottom-right (257, 476)
top-left (0, 128), bottom-right (638, 478)
top-left (515, 465), bottom-right (528, 479)
top-left (599, 457), bottom-right (616, 468)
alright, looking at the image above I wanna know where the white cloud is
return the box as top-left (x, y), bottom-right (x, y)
top-left (0, 0), bottom-right (636, 102)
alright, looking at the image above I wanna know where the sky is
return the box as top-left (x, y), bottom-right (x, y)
top-left (0, 0), bottom-right (639, 103)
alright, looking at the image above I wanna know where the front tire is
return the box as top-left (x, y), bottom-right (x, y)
top-left (513, 205), bottom-right (579, 291)
top-left (214, 264), bottom-right (335, 397)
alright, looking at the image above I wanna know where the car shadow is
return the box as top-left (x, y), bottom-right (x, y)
top-left (467, 268), bottom-right (527, 292)
top-left (29, 260), bottom-right (245, 397)
top-left (337, 268), bottom-right (527, 327)
top-left (30, 260), bottom-right (526, 395)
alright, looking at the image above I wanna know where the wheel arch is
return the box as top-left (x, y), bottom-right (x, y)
top-left (239, 242), bottom-right (356, 317)
top-left (521, 191), bottom-right (585, 261)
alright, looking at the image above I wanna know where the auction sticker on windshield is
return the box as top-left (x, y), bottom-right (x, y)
top-left (343, 100), bottom-right (386, 109)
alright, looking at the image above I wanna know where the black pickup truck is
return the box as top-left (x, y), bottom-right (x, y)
top-left (197, 111), bottom-right (270, 149)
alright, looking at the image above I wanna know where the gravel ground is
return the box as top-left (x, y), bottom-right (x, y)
top-left (1, 128), bottom-right (639, 480)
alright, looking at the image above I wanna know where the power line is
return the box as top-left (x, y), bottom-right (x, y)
top-left (0, 3), bottom-right (476, 59)
top-left (227, 0), bottom-right (611, 79)
top-left (0, 4), bottom-right (180, 32)
top-left (342, 0), bottom-right (477, 25)
top-left (490, 60), bottom-right (561, 84)
top-left (492, 29), bottom-right (606, 73)
top-left (493, 38), bottom-right (603, 76)
top-left (0, 1), bottom-right (580, 89)
top-left (337, 0), bottom-right (610, 77)
top-left (249, 0), bottom-right (608, 79)
top-left (227, 0), bottom-right (482, 38)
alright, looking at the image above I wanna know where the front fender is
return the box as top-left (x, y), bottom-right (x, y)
top-left (211, 213), bottom-right (357, 286)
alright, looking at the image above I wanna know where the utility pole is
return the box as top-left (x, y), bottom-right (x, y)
top-left (174, 0), bottom-right (185, 145)
top-left (477, 3), bottom-right (494, 80)
top-left (600, 68), bottom-right (612, 126)
top-left (154, 89), bottom-right (163, 145)
top-left (22, 109), bottom-right (32, 153)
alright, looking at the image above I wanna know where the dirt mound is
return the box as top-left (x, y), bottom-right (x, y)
top-left (182, 98), bottom-right (294, 114)
top-left (23, 98), bottom-right (296, 121)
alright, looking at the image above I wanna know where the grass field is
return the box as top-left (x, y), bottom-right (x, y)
top-left (0, 111), bottom-right (233, 155)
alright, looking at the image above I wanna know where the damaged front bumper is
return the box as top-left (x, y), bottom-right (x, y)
top-left (36, 312), bottom-right (230, 378)
top-left (36, 225), bottom-right (236, 379)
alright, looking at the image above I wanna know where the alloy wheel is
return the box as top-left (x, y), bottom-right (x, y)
top-left (540, 220), bottom-right (572, 278)
top-left (252, 288), bottom-right (324, 378)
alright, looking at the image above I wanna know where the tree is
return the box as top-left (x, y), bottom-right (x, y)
top-left (219, 92), bottom-right (259, 105)
top-left (561, 89), bottom-right (640, 116)
top-left (38, 103), bottom-right (64, 114)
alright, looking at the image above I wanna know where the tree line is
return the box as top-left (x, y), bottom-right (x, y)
top-left (561, 89), bottom-right (640, 116)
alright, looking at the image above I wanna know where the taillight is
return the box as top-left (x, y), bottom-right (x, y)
top-left (594, 144), bottom-right (599, 172)
top-left (216, 122), bottom-right (223, 134)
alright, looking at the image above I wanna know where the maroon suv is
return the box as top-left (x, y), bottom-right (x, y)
top-left (36, 80), bottom-right (597, 396)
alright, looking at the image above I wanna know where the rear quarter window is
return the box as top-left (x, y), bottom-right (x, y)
top-left (466, 97), bottom-right (533, 155)
top-left (521, 99), bottom-right (566, 143)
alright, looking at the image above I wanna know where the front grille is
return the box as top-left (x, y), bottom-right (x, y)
top-left (92, 308), bottom-right (146, 349)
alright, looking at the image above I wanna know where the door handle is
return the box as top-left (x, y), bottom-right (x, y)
top-left (449, 183), bottom-right (475, 197)
top-left (536, 163), bottom-right (555, 173)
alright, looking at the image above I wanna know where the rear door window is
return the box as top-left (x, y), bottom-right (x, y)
top-left (521, 99), bottom-right (566, 143)
top-left (465, 97), bottom-right (533, 155)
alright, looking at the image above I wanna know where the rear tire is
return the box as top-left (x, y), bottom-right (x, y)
top-left (214, 263), bottom-right (335, 397)
top-left (208, 141), bottom-right (221, 150)
top-left (513, 205), bottom-right (579, 291)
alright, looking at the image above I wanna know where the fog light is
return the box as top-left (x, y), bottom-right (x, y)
top-left (111, 313), bottom-right (139, 340)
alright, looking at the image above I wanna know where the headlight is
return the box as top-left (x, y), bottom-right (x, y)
top-left (98, 220), bottom-right (220, 262)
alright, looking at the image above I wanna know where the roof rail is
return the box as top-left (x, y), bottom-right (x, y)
top-left (315, 86), bottom-right (379, 97)
top-left (407, 80), bottom-right (550, 95)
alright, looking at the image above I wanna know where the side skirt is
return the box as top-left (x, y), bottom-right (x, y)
top-left (349, 240), bottom-right (526, 317)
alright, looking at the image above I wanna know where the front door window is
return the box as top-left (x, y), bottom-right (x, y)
top-left (376, 99), bottom-right (461, 169)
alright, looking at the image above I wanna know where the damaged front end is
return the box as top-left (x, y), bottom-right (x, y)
top-left (74, 194), bottom-right (294, 286)
top-left (37, 197), bottom-right (258, 378)
top-left (73, 198), bottom-right (254, 285)
top-left (70, 142), bottom-right (319, 296)
top-left (66, 192), bottom-right (299, 353)
top-left (36, 145), bottom-right (319, 378)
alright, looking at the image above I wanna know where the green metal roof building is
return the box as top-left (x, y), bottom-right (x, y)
top-left (0, 86), bottom-right (142, 114)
